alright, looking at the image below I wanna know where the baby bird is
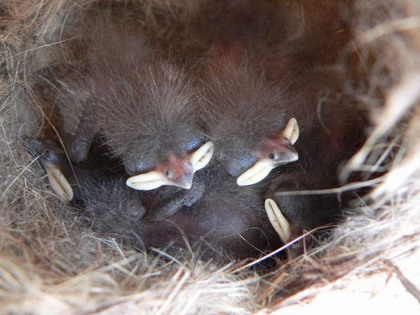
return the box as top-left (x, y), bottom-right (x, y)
top-left (199, 56), bottom-right (299, 186)
top-left (58, 13), bottom-right (213, 191)
top-left (264, 68), bottom-right (368, 245)
top-left (140, 165), bottom-right (282, 260)
top-left (26, 138), bottom-right (281, 261)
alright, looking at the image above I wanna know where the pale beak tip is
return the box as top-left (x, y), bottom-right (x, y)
top-left (191, 141), bottom-right (215, 173)
top-left (236, 159), bottom-right (275, 186)
top-left (126, 171), bottom-right (167, 191)
top-left (264, 198), bottom-right (291, 244)
top-left (236, 177), bottom-right (252, 186)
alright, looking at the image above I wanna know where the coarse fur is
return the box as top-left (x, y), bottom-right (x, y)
top-left (198, 58), bottom-right (293, 175)
top-left (0, 0), bottom-right (419, 314)
top-left (263, 67), bottom-right (368, 231)
top-left (26, 138), bottom-right (280, 261)
top-left (37, 9), bottom-right (205, 177)
top-left (199, 53), bottom-right (367, 231)
top-left (95, 164), bottom-right (280, 261)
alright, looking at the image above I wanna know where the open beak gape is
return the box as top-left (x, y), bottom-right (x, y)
top-left (126, 141), bottom-right (214, 191)
top-left (237, 118), bottom-right (300, 186)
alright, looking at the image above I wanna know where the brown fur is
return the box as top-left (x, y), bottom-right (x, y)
top-left (0, 0), bottom-right (418, 313)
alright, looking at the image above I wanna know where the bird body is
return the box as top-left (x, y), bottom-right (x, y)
top-left (27, 138), bottom-right (280, 261)
top-left (54, 12), bottom-right (214, 191)
top-left (265, 68), bottom-right (368, 233)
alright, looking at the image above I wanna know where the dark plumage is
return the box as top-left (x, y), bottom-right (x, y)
top-left (139, 167), bottom-right (281, 260)
top-left (58, 13), bottom-right (213, 191)
top-left (26, 138), bottom-right (281, 261)
top-left (199, 56), bottom-right (299, 186)
top-left (264, 68), bottom-right (368, 236)
top-left (27, 1), bottom-right (366, 257)
top-left (176, 0), bottom-right (302, 188)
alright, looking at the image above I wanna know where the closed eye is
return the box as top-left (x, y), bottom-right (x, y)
top-left (182, 136), bottom-right (201, 152)
top-left (224, 153), bottom-right (258, 177)
top-left (124, 156), bottom-right (155, 175)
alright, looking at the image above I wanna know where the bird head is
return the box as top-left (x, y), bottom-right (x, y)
top-left (235, 117), bottom-right (299, 186)
top-left (126, 141), bottom-right (214, 191)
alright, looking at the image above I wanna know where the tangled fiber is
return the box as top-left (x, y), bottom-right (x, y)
top-left (0, 0), bottom-right (419, 314)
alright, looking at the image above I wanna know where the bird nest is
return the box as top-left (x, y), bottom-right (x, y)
top-left (0, 0), bottom-right (419, 314)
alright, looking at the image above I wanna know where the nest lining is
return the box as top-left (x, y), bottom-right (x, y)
top-left (0, 0), bottom-right (419, 314)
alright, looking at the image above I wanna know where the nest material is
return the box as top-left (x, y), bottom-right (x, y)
top-left (1, 0), bottom-right (419, 314)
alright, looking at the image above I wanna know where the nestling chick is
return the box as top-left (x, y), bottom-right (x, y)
top-left (59, 14), bottom-right (214, 191)
top-left (140, 165), bottom-right (282, 260)
top-left (199, 57), bottom-right (299, 186)
top-left (264, 68), bottom-right (368, 247)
